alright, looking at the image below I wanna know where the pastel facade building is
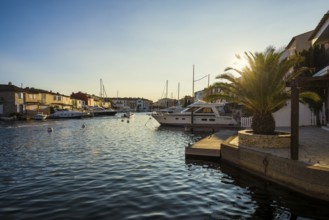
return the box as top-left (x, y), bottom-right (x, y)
top-left (0, 83), bottom-right (25, 116)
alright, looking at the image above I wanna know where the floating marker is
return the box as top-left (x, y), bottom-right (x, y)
top-left (47, 127), bottom-right (53, 132)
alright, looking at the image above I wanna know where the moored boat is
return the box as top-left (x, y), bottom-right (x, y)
top-left (0, 116), bottom-right (17, 121)
top-left (89, 106), bottom-right (117, 117)
top-left (151, 101), bottom-right (239, 127)
top-left (32, 113), bottom-right (47, 120)
top-left (122, 112), bottom-right (134, 118)
top-left (48, 110), bottom-right (86, 119)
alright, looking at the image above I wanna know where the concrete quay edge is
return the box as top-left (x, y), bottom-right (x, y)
top-left (221, 139), bottom-right (329, 202)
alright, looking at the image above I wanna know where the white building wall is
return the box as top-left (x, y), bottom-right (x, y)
top-left (241, 101), bottom-right (315, 128)
top-left (273, 101), bottom-right (314, 127)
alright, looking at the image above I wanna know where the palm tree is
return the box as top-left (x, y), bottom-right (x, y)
top-left (205, 46), bottom-right (320, 135)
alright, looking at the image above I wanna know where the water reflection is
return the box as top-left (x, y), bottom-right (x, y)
top-left (0, 115), bottom-right (328, 219)
top-left (186, 158), bottom-right (329, 219)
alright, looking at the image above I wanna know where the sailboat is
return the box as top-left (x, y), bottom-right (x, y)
top-left (155, 80), bottom-right (185, 113)
top-left (88, 79), bottom-right (117, 117)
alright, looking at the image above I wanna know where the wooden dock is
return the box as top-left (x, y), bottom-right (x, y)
top-left (185, 130), bottom-right (237, 159)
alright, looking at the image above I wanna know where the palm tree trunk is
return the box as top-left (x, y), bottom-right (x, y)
top-left (251, 112), bottom-right (276, 135)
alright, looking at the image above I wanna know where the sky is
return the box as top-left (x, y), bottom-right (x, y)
top-left (0, 0), bottom-right (328, 101)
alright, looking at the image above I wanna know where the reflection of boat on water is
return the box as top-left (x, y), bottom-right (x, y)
top-left (32, 113), bottom-right (47, 120)
top-left (48, 110), bottom-right (87, 119)
top-left (88, 106), bottom-right (117, 117)
top-left (0, 116), bottom-right (16, 121)
top-left (151, 101), bottom-right (239, 127)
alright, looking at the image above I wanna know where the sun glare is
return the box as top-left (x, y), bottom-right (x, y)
top-left (232, 54), bottom-right (250, 71)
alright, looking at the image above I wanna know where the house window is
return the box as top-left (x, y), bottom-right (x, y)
top-left (18, 93), bottom-right (24, 99)
top-left (53, 95), bottom-right (62, 101)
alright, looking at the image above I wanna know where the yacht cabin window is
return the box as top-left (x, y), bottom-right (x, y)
top-left (184, 107), bottom-right (198, 112)
top-left (195, 107), bottom-right (213, 114)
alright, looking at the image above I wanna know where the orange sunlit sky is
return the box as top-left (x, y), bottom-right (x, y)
top-left (1, 0), bottom-right (328, 101)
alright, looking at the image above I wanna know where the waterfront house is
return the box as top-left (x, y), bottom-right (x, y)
top-left (92, 95), bottom-right (112, 109)
top-left (308, 10), bottom-right (329, 127)
top-left (70, 92), bottom-right (95, 108)
top-left (71, 98), bottom-right (85, 110)
top-left (157, 98), bottom-right (177, 109)
top-left (71, 92), bottom-right (89, 109)
top-left (0, 83), bottom-right (25, 117)
top-left (136, 98), bottom-right (153, 112)
top-left (25, 87), bottom-right (47, 116)
top-left (286, 31), bottom-right (314, 56)
top-left (281, 11), bottom-right (329, 127)
top-left (111, 97), bottom-right (153, 112)
top-left (50, 93), bottom-right (72, 110)
top-left (102, 97), bottom-right (113, 109)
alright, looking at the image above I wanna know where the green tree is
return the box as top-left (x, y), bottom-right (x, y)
top-left (205, 46), bottom-right (320, 134)
top-left (298, 45), bottom-right (328, 126)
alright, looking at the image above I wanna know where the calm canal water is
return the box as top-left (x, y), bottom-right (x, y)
top-left (0, 113), bottom-right (328, 220)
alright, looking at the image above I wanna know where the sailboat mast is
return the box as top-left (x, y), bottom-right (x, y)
top-left (100, 78), bottom-right (103, 98)
top-left (192, 64), bottom-right (194, 98)
top-left (103, 84), bottom-right (107, 97)
top-left (166, 80), bottom-right (168, 99)
top-left (178, 82), bottom-right (180, 100)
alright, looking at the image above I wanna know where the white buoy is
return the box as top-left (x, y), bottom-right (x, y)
top-left (47, 127), bottom-right (53, 132)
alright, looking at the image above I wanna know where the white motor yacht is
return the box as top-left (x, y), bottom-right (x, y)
top-left (48, 110), bottom-right (86, 119)
top-left (151, 101), bottom-right (239, 127)
top-left (89, 106), bottom-right (117, 116)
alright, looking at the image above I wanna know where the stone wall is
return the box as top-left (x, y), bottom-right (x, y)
top-left (221, 142), bottom-right (329, 201)
top-left (238, 130), bottom-right (290, 148)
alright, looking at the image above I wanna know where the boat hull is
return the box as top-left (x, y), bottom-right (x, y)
top-left (151, 114), bottom-right (238, 127)
top-left (92, 111), bottom-right (117, 116)
top-left (48, 110), bottom-right (86, 119)
top-left (48, 115), bottom-right (83, 119)
top-left (32, 115), bottom-right (47, 120)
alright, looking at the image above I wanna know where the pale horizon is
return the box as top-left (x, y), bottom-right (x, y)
top-left (1, 0), bottom-right (328, 101)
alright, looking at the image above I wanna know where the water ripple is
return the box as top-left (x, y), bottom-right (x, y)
top-left (1, 114), bottom-right (328, 219)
